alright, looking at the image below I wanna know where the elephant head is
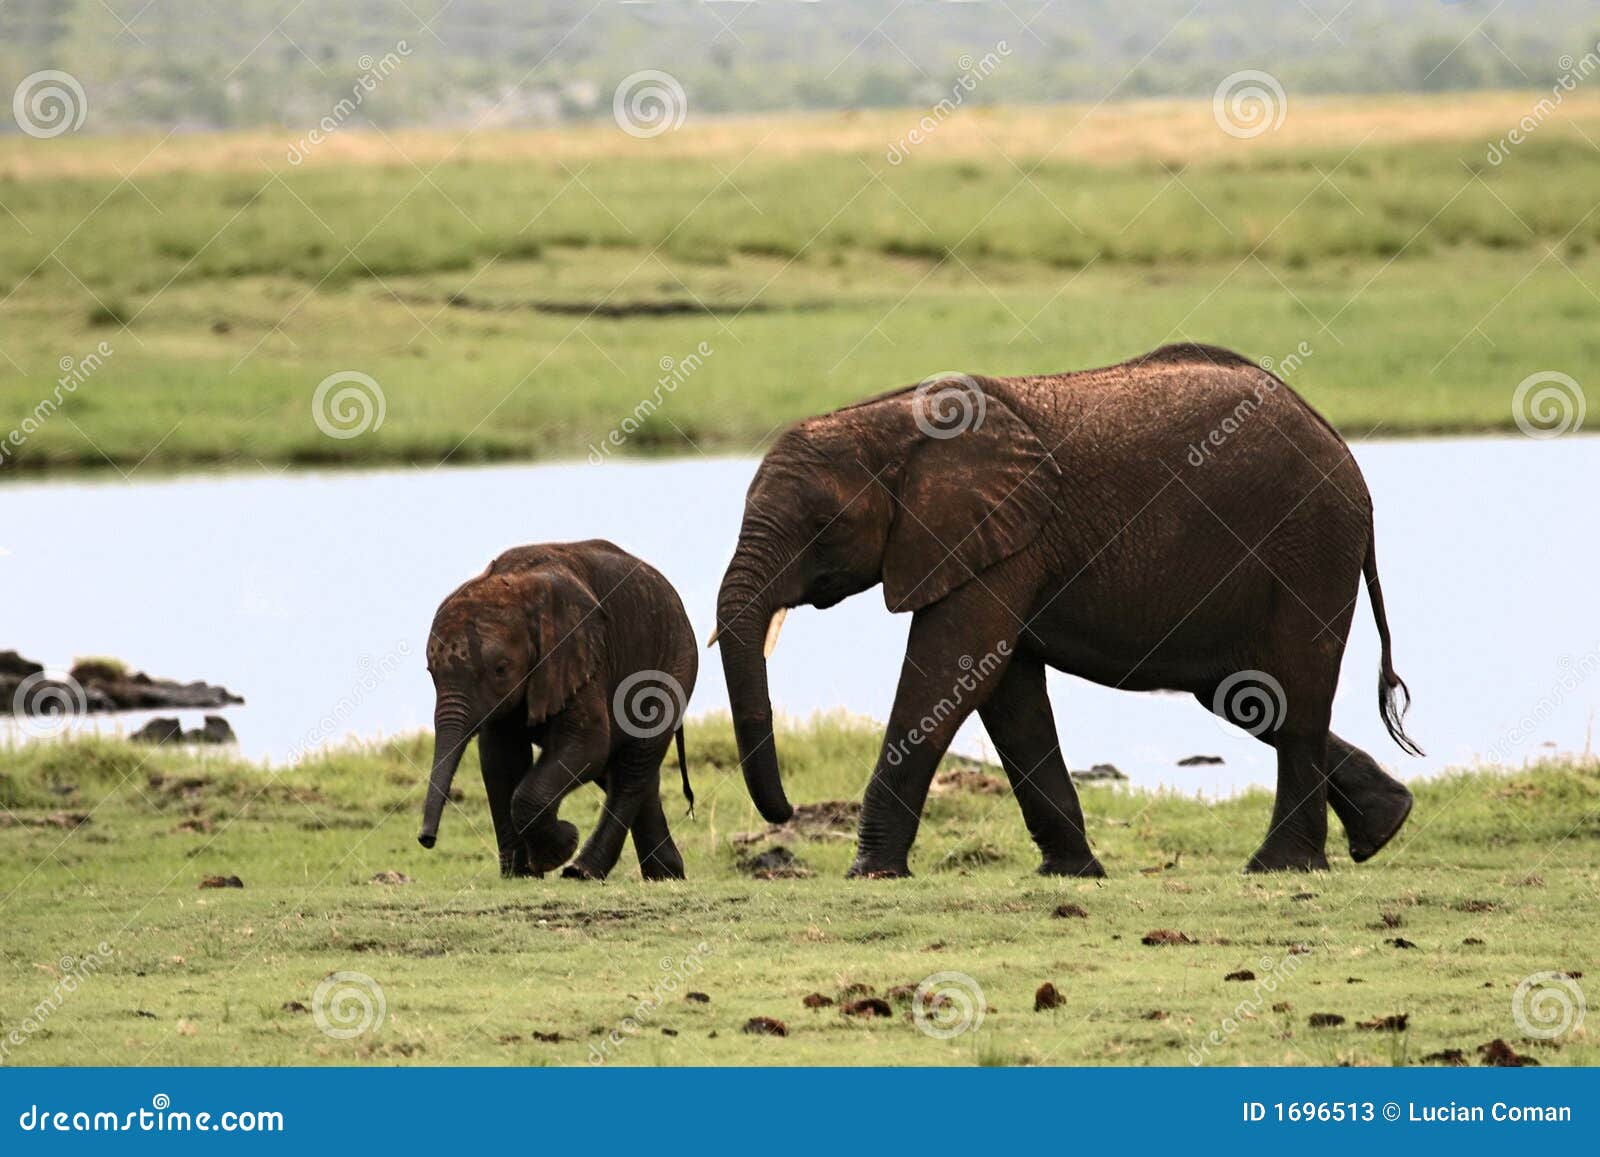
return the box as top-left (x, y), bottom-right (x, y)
top-left (417, 562), bottom-right (605, 855)
top-left (711, 378), bottom-right (1060, 822)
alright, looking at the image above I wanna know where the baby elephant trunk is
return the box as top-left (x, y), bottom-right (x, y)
top-left (418, 718), bottom-right (470, 848)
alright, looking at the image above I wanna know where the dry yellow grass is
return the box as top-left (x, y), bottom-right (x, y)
top-left (8, 91), bottom-right (1600, 180)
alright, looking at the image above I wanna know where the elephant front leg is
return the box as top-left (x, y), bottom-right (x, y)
top-left (977, 656), bottom-right (1105, 878)
top-left (850, 590), bottom-right (1021, 879)
top-left (478, 720), bottom-right (538, 877)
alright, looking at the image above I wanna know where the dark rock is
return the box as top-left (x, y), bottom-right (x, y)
top-left (1, 651), bottom-right (243, 716)
top-left (1073, 763), bottom-right (1126, 783)
top-left (1176, 754), bottom-right (1225, 766)
top-left (741, 1016), bottom-right (787, 1037)
top-left (0, 651), bottom-right (44, 678)
top-left (1142, 929), bottom-right (1197, 946)
top-left (842, 997), bottom-right (892, 1018)
top-left (1358, 1013), bottom-right (1408, 1032)
top-left (131, 717), bottom-right (185, 745)
top-left (1052, 902), bottom-right (1089, 919)
top-left (802, 993), bottom-right (834, 1009)
top-left (1034, 982), bottom-right (1065, 1011)
top-left (1422, 1048), bottom-right (1468, 1066)
top-left (1386, 937), bottom-right (1418, 949)
top-left (684, 992), bottom-right (710, 1004)
top-left (198, 875), bottom-right (243, 889)
top-left (1478, 1039), bottom-right (1538, 1067)
top-left (1308, 1013), bottom-right (1346, 1028)
top-left (182, 715), bottom-right (236, 745)
top-left (1224, 970), bottom-right (1256, 982)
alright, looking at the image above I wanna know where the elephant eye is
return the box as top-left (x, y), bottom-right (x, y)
top-left (494, 658), bottom-right (510, 675)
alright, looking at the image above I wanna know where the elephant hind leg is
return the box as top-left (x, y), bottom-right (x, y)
top-left (977, 657), bottom-right (1104, 878)
top-left (1326, 732), bottom-right (1413, 862)
top-left (630, 793), bottom-right (686, 881)
top-left (564, 743), bottom-right (666, 881)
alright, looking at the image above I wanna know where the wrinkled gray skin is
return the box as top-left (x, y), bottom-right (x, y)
top-left (419, 541), bottom-right (697, 881)
top-left (713, 344), bottom-right (1419, 878)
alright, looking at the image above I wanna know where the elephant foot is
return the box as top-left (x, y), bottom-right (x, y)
top-left (526, 820), bottom-right (581, 875)
top-left (1244, 845), bottom-right (1330, 874)
top-left (639, 855), bottom-right (686, 882)
top-left (561, 861), bottom-right (607, 881)
top-left (1342, 783), bottom-right (1413, 864)
top-left (845, 859), bottom-right (911, 880)
top-left (1038, 853), bottom-right (1107, 879)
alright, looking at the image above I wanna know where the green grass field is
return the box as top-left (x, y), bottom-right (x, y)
top-left (3, 96), bottom-right (1600, 472)
top-left (2, 720), bottom-right (1595, 1067)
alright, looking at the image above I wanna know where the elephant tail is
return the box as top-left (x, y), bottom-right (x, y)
top-left (676, 725), bottom-right (695, 818)
top-left (1363, 539), bottom-right (1424, 757)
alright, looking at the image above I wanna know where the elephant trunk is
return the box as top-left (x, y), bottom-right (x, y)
top-left (716, 565), bottom-right (795, 825)
top-left (418, 697), bottom-right (472, 848)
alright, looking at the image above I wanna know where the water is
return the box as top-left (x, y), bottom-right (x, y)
top-left (2, 437), bottom-right (1595, 796)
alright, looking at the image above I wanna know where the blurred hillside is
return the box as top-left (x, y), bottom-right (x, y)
top-left (2, 0), bottom-right (1598, 132)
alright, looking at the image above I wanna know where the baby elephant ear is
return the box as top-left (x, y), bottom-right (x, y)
top-left (525, 569), bottom-right (608, 727)
top-left (883, 384), bottom-right (1061, 613)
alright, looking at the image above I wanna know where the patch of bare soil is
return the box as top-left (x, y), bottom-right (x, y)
top-left (736, 845), bottom-right (812, 879)
top-left (742, 1016), bottom-right (788, 1037)
top-left (1478, 1039), bottom-right (1539, 1067)
top-left (930, 767), bottom-right (1007, 796)
top-left (370, 870), bottom-right (411, 885)
top-left (843, 997), bottom-right (892, 1018)
top-left (1358, 1014), bottom-right (1409, 1032)
top-left (731, 800), bottom-right (859, 846)
top-left (934, 843), bottom-right (1005, 872)
top-left (1052, 903), bottom-right (1089, 919)
top-left (802, 993), bottom-right (834, 1009)
top-left (1142, 929), bottom-right (1196, 946)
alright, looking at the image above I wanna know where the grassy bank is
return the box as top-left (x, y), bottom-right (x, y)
top-left (2, 719), bottom-right (1596, 1066)
top-left (3, 95), bottom-right (1600, 472)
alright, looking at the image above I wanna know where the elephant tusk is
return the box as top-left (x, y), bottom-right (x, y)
top-left (763, 607), bottom-right (787, 659)
top-left (706, 624), bottom-right (721, 648)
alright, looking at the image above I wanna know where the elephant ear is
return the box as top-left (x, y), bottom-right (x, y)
top-left (524, 569), bottom-right (608, 727)
top-left (882, 390), bottom-right (1061, 613)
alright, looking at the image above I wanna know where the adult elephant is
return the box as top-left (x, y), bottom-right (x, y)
top-left (710, 343), bottom-right (1420, 877)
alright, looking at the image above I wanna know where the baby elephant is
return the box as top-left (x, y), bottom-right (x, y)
top-left (418, 540), bottom-right (697, 881)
